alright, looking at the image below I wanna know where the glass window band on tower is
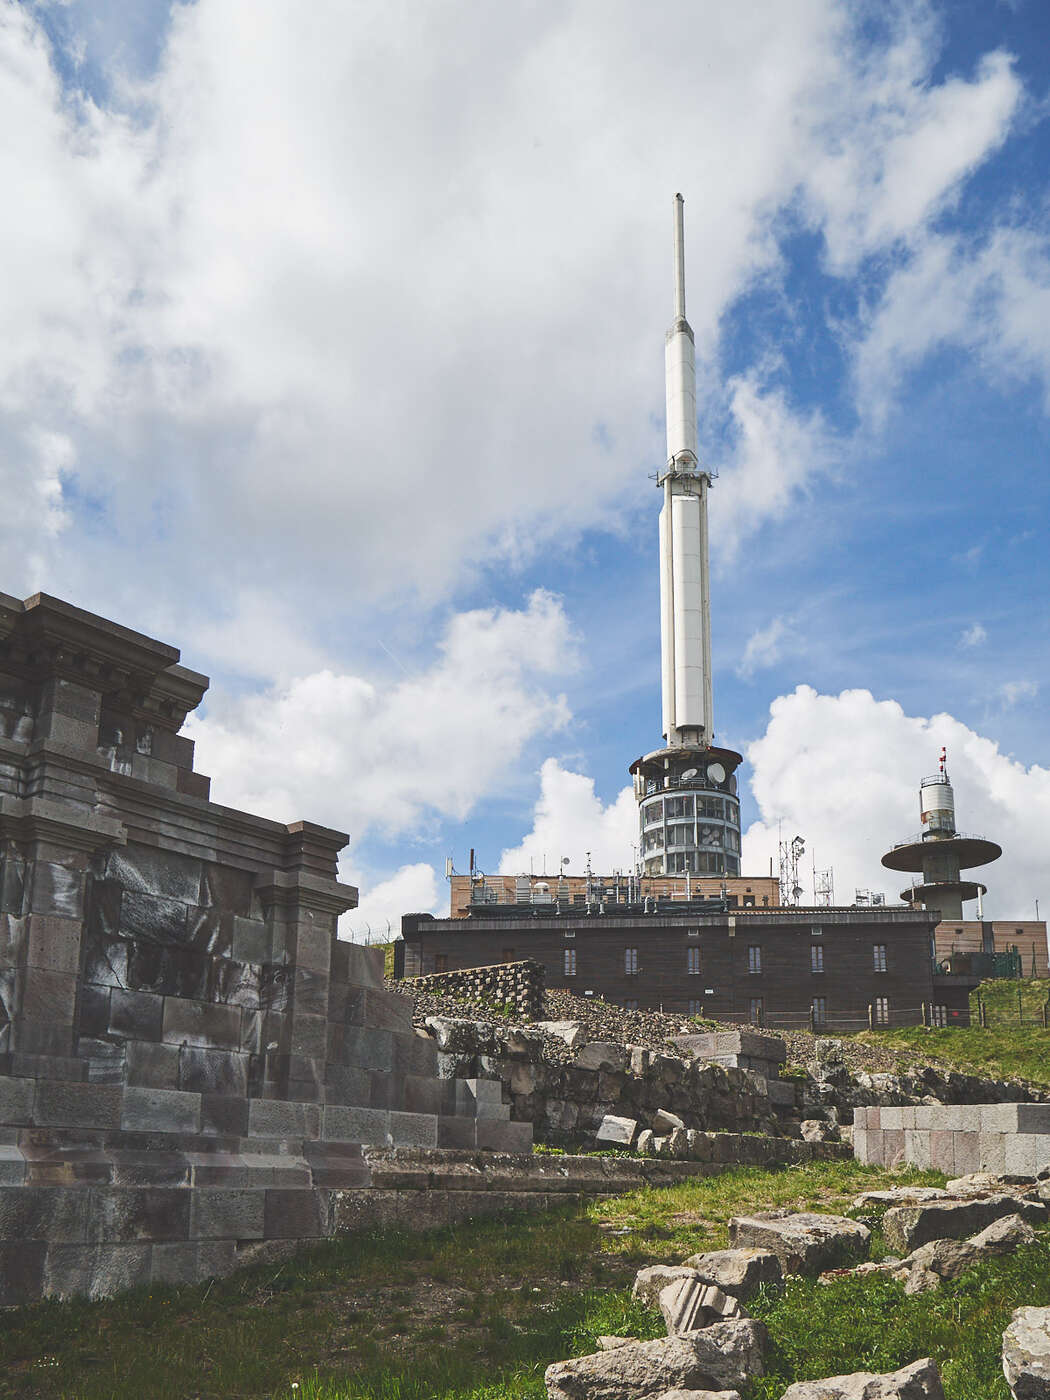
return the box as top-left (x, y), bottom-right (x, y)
top-left (631, 746), bottom-right (743, 878)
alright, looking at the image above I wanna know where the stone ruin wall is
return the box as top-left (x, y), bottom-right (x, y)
top-left (399, 959), bottom-right (545, 1022)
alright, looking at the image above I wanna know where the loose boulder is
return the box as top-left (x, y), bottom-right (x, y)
top-left (658, 1277), bottom-right (744, 1334)
top-left (595, 1114), bottom-right (637, 1147)
top-left (779, 1357), bottom-right (944, 1398)
top-left (728, 1211), bottom-right (870, 1274)
top-left (536, 1020), bottom-right (587, 1049)
top-left (653, 1392), bottom-right (742, 1400)
top-left (901, 1238), bottom-right (980, 1282)
top-left (883, 1194), bottom-right (1031, 1253)
top-left (575, 1042), bottom-right (628, 1072)
top-left (543, 1321), bottom-right (767, 1400)
top-left (1003, 1306), bottom-right (1050, 1398)
top-left (653, 1109), bottom-right (686, 1134)
top-left (801, 1119), bottom-right (840, 1143)
top-left (971, 1213), bottom-right (1037, 1256)
top-left (680, 1247), bottom-right (782, 1301)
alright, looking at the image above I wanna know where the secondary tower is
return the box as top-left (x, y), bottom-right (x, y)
top-left (630, 195), bottom-right (742, 879)
top-left (881, 748), bottom-right (1001, 921)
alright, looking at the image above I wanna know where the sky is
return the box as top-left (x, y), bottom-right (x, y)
top-left (3, 0), bottom-right (1050, 933)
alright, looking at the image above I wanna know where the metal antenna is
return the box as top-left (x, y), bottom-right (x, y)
top-left (672, 193), bottom-right (686, 320)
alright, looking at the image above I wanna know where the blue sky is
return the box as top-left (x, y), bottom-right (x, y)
top-left (3, 0), bottom-right (1050, 927)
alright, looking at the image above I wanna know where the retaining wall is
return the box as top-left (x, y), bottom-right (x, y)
top-left (854, 1103), bottom-right (1050, 1176)
top-left (401, 960), bottom-right (545, 1022)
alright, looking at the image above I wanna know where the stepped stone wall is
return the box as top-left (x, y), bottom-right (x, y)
top-left (0, 593), bottom-right (529, 1303)
top-left (400, 960), bottom-right (545, 1022)
top-left (854, 1103), bottom-right (1050, 1177)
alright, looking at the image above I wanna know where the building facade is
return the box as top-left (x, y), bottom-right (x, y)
top-left (934, 920), bottom-right (1049, 979)
top-left (448, 872), bottom-right (782, 918)
top-left (400, 903), bottom-right (976, 1029)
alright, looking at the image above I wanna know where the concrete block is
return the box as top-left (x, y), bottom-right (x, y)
top-left (1016, 1105), bottom-right (1050, 1135)
top-left (1006, 1134), bottom-right (1039, 1178)
top-left (121, 1087), bottom-right (202, 1134)
top-left (247, 1099), bottom-right (320, 1139)
top-left (904, 1129), bottom-right (931, 1170)
top-left (125, 1039), bottom-right (181, 1089)
top-left (980, 1104), bottom-right (1020, 1133)
top-left (389, 1112), bottom-right (438, 1147)
top-left (162, 998), bottom-right (242, 1051)
top-left (34, 1082), bottom-right (122, 1130)
top-left (322, 1106), bottom-right (390, 1144)
top-left (190, 1190), bottom-right (266, 1241)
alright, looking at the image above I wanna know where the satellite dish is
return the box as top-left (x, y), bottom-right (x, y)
top-left (681, 767), bottom-right (698, 781)
top-left (706, 762), bottom-right (727, 784)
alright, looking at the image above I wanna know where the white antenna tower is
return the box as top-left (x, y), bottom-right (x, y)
top-left (813, 865), bottom-right (834, 907)
top-left (779, 833), bottom-right (805, 906)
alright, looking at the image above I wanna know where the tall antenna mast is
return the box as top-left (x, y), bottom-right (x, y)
top-left (673, 192), bottom-right (687, 321)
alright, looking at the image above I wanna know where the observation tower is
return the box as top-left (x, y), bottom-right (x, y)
top-left (881, 748), bottom-right (1001, 920)
top-left (630, 195), bottom-right (743, 880)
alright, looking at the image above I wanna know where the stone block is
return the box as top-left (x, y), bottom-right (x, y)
top-left (151, 1240), bottom-right (237, 1286)
top-left (880, 1108), bottom-right (903, 1130)
top-left (728, 1211), bottom-right (870, 1274)
top-left (121, 1087), bottom-right (202, 1135)
top-left (1005, 1134), bottom-right (1039, 1178)
top-left (0, 1076), bottom-right (35, 1125)
top-left (980, 1104), bottom-right (1020, 1133)
top-left (21, 967), bottom-right (79, 1023)
top-left (346, 985), bottom-right (413, 1033)
top-left (24, 916), bottom-right (81, 975)
top-left (247, 1099), bottom-right (320, 1139)
top-left (340, 942), bottom-right (384, 988)
top-left (232, 917), bottom-right (270, 964)
top-left (190, 1189), bottom-right (266, 1240)
top-left (162, 998), bottom-right (242, 1051)
top-left (437, 1116), bottom-right (477, 1150)
top-left (904, 1130), bottom-right (931, 1170)
top-left (179, 1047), bottom-right (249, 1097)
top-left (402, 1075), bottom-right (443, 1116)
top-left (0, 1241), bottom-right (46, 1305)
top-left (125, 1039), bottom-right (181, 1089)
top-left (324, 1065), bottom-right (372, 1106)
top-left (110, 988), bottom-right (164, 1042)
top-left (929, 1132), bottom-right (955, 1174)
top-left (200, 1094), bottom-right (249, 1137)
top-left (1003, 1306), bottom-right (1050, 1399)
top-left (981, 1132), bottom-right (1007, 1176)
top-left (94, 1187), bottom-right (190, 1243)
top-left (953, 1131), bottom-right (980, 1177)
top-left (28, 863), bottom-right (83, 919)
top-left (1016, 1105), bottom-right (1050, 1135)
top-left (289, 1013), bottom-right (328, 1058)
top-left (881, 1129), bottom-right (905, 1167)
top-left (263, 1188), bottom-right (326, 1239)
top-left (390, 1112), bottom-right (438, 1148)
top-left (43, 1243), bottom-right (152, 1301)
top-left (322, 1105), bottom-right (390, 1144)
top-left (544, 1322), bottom-right (768, 1400)
top-left (476, 1119), bottom-right (533, 1153)
top-left (34, 1082), bottom-right (122, 1130)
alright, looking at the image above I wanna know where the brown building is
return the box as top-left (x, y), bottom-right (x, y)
top-left (399, 901), bottom-right (976, 1030)
top-left (447, 872), bottom-right (781, 918)
top-left (934, 920), bottom-right (1049, 978)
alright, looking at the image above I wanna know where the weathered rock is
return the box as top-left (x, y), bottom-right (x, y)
top-left (658, 1277), bottom-right (744, 1334)
top-left (902, 1238), bottom-right (980, 1280)
top-left (595, 1114), bottom-right (637, 1147)
top-left (971, 1213), bottom-right (1036, 1256)
top-left (852, 1189), bottom-right (949, 1209)
top-left (596, 1336), bottom-right (633, 1350)
top-left (680, 1247), bottom-right (782, 1301)
top-left (1004, 1307), bottom-right (1050, 1398)
top-left (637, 1128), bottom-right (655, 1156)
top-left (779, 1357), bottom-right (944, 1398)
top-left (728, 1211), bottom-right (870, 1273)
top-left (883, 1194), bottom-right (1029, 1253)
top-left (536, 1021), bottom-right (587, 1050)
top-left (903, 1267), bottom-right (942, 1295)
top-left (575, 1042), bottom-right (628, 1072)
top-left (654, 1108), bottom-right (686, 1134)
top-left (543, 1321), bottom-right (767, 1400)
top-left (633, 1265), bottom-right (703, 1307)
top-left (945, 1173), bottom-right (1004, 1195)
top-left (801, 1119), bottom-right (840, 1143)
top-left (653, 1391), bottom-right (742, 1400)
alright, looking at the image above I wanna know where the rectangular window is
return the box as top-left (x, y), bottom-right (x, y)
top-left (687, 927), bottom-right (700, 937)
top-left (749, 997), bottom-right (764, 1025)
top-left (623, 998), bottom-right (639, 1011)
top-left (811, 944), bottom-right (824, 973)
top-left (931, 1004), bottom-right (948, 1027)
top-left (434, 953), bottom-right (448, 974)
top-left (564, 948), bottom-right (576, 977)
top-left (743, 896), bottom-right (755, 907)
top-left (563, 929), bottom-right (575, 939)
top-left (688, 998), bottom-right (703, 1015)
top-left (687, 946), bottom-right (701, 975)
top-left (811, 926), bottom-right (823, 938)
top-left (748, 944), bottom-right (762, 974)
top-left (624, 947), bottom-right (639, 976)
top-left (811, 996), bottom-right (827, 1028)
top-left (874, 996), bottom-right (889, 1025)
top-left (873, 944), bottom-right (887, 973)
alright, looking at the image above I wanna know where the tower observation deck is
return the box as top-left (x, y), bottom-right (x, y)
top-left (881, 749), bottom-right (1001, 921)
top-left (630, 195), bottom-right (742, 879)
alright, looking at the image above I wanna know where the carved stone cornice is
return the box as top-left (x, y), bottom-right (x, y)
top-left (0, 795), bottom-right (126, 852)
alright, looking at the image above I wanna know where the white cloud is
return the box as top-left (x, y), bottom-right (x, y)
top-left (498, 758), bottom-right (636, 877)
top-left (186, 590), bottom-right (575, 838)
top-left (339, 861), bottom-right (442, 943)
top-left (0, 1), bottom-right (1033, 642)
top-left (960, 622), bottom-right (987, 647)
top-left (742, 685), bottom-right (1050, 919)
top-left (737, 616), bottom-right (796, 678)
top-left (999, 679), bottom-right (1038, 708)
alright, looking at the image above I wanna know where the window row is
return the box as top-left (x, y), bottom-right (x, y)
top-left (747, 944), bottom-right (890, 974)
top-left (642, 794), bottom-right (740, 825)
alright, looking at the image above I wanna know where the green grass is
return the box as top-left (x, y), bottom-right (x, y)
top-left (853, 1022), bottom-right (1050, 1086)
top-left (972, 977), bottom-right (1050, 1027)
top-left (1, 1159), bottom-right (948, 1400)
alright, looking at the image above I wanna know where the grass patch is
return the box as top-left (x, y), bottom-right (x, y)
top-left (972, 977), bottom-right (1050, 1027)
top-left (0, 1160), bottom-right (945, 1400)
top-left (853, 1023), bottom-right (1050, 1086)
